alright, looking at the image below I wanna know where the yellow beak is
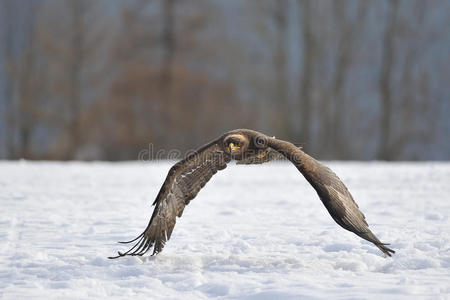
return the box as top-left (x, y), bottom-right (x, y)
top-left (229, 142), bottom-right (240, 151)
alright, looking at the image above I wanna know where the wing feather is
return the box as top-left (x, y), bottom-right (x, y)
top-left (268, 138), bottom-right (395, 256)
top-left (109, 141), bottom-right (230, 258)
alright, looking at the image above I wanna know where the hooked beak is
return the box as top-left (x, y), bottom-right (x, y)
top-left (229, 142), bottom-right (240, 152)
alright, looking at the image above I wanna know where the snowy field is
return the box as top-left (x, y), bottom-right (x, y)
top-left (1, 160), bottom-right (449, 299)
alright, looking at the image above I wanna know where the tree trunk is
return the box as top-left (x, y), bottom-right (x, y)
top-left (274, 0), bottom-right (290, 137)
top-left (298, 0), bottom-right (314, 145)
top-left (68, 0), bottom-right (85, 159)
top-left (1, 0), bottom-right (16, 158)
top-left (377, 0), bottom-right (399, 160)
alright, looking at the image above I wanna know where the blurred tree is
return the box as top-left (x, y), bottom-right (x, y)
top-left (161, 0), bottom-right (175, 92)
top-left (327, 0), bottom-right (369, 159)
top-left (15, 15), bottom-right (37, 159)
top-left (375, 0), bottom-right (442, 160)
top-left (377, 0), bottom-right (399, 161)
top-left (37, 0), bottom-right (109, 159)
top-left (0, 0), bottom-right (448, 160)
top-left (1, 0), bottom-right (41, 159)
top-left (83, 0), bottom-right (251, 159)
top-left (386, 1), bottom-right (442, 160)
top-left (297, 0), bottom-right (315, 147)
top-left (273, 0), bottom-right (290, 137)
top-left (66, 0), bottom-right (85, 159)
top-left (0, 0), bottom-right (16, 158)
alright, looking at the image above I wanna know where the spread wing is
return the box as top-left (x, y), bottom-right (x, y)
top-left (268, 139), bottom-right (395, 256)
top-left (109, 140), bottom-right (230, 258)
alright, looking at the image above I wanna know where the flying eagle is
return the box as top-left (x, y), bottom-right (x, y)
top-left (109, 129), bottom-right (394, 258)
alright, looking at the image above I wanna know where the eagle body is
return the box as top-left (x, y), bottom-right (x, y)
top-left (110, 129), bottom-right (394, 258)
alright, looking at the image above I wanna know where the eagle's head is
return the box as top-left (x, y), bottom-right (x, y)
top-left (223, 129), bottom-right (270, 161)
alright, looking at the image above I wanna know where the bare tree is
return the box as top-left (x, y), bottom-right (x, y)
top-left (273, 0), bottom-right (290, 136)
top-left (1, 0), bottom-right (448, 160)
top-left (328, 1), bottom-right (369, 159)
top-left (297, 0), bottom-right (315, 145)
top-left (37, 0), bottom-right (109, 159)
top-left (377, 0), bottom-right (399, 160)
top-left (0, 0), bottom-right (16, 158)
top-left (160, 0), bottom-right (177, 141)
top-left (161, 0), bottom-right (176, 92)
top-left (16, 26), bottom-right (37, 158)
top-left (382, 1), bottom-right (440, 160)
top-left (1, 0), bottom-right (40, 159)
top-left (66, 0), bottom-right (86, 158)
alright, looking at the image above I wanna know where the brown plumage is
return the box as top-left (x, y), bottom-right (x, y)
top-left (109, 129), bottom-right (394, 259)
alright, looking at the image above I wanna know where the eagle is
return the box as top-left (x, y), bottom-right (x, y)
top-left (109, 129), bottom-right (395, 258)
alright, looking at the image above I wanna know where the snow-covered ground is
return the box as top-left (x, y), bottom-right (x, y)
top-left (1, 160), bottom-right (449, 299)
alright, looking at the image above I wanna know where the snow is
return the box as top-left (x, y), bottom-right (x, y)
top-left (1, 160), bottom-right (449, 299)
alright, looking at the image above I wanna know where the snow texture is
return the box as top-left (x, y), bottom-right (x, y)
top-left (1, 160), bottom-right (449, 299)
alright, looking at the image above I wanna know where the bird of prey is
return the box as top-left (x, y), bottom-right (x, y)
top-left (109, 129), bottom-right (394, 259)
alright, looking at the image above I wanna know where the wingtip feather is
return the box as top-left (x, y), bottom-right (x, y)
top-left (376, 243), bottom-right (395, 257)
